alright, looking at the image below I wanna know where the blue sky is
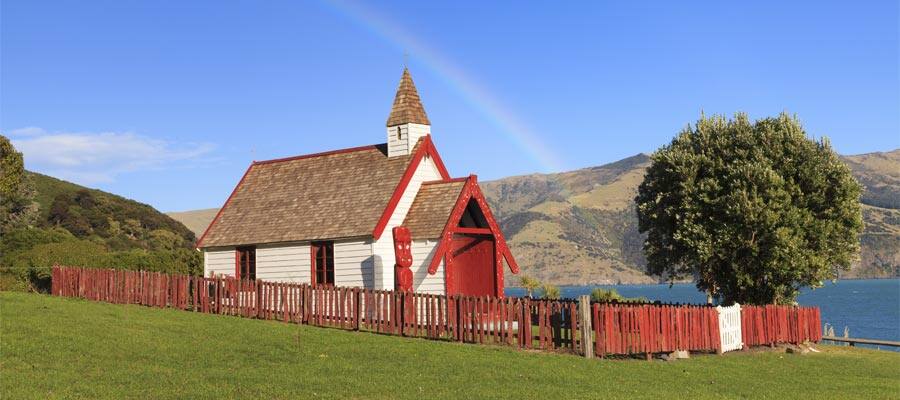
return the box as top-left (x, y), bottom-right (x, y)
top-left (2, 1), bottom-right (898, 212)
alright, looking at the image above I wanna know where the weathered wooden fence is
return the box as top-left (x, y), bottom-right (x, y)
top-left (592, 303), bottom-right (721, 357)
top-left (741, 304), bottom-right (822, 346)
top-left (51, 266), bottom-right (821, 358)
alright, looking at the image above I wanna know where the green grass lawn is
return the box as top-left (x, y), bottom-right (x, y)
top-left (3, 292), bottom-right (898, 399)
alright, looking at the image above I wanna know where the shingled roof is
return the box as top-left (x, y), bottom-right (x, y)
top-left (386, 68), bottom-right (430, 126)
top-left (402, 180), bottom-right (466, 239)
top-left (198, 143), bottom-right (421, 247)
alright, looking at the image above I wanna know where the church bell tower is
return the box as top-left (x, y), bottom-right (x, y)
top-left (386, 68), bottom-right (431, 157)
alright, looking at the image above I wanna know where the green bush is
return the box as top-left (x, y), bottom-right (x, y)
top-left (590, 288), bottom-right (649, 303)
top-left (0, 227), bottom-right (202, 292)
top-left (590, 288), bottom-right (624, 302)
top-left (518, 275), bottom-right (541, 298)
top-left (540, 284), bottom-right (561, 300)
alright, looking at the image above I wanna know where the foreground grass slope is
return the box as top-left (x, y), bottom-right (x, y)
top-left (3, 292), bottom-right (898, 399)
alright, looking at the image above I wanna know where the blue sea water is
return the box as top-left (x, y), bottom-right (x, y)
top-left (506, 279), bottom-right (900, 344)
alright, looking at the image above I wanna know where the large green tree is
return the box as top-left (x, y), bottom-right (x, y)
top-left (635, 113), bottom-right (863, 305)
top-left (0, 135), bottom-right (38, 234)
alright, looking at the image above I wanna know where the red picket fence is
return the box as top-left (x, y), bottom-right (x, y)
top-left (592, 303), bottom-right (721, 357)
top-left (50, 266), bottom-right (568, 349)
top-left (52, 266), bottom-right (193, 309)
top-left (741, 305), bottom-right (821, 346)
top-left (50, 266), bottom-right (820, 359)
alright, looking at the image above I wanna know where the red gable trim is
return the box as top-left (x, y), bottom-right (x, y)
top-left (371, 135), bottom-right (450, 240)
top-left (195, 163), bottom-right (255, 249)
top-left (426, 175), bottom-right (520, 275)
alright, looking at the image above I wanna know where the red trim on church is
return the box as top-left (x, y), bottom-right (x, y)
top-left (371, 135), bottom-right (450, 240)
top-left (195, 163), bottom-right (255, 248)
top-left (426, 175), bottom-right (519, 296)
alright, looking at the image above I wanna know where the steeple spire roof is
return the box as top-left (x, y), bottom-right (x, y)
top-left (386, 68), bottom-right (430, 126)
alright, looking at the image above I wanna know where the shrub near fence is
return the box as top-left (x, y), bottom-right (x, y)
top-left (50, 266), bottom-right (821, 359)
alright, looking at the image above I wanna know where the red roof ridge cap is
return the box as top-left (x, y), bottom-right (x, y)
top-left (421, 174), bottom-right (479, 186)
top-left (253, 143), bottom-right (385, 165)
top-left (421, 177), bottom-right (467, 185)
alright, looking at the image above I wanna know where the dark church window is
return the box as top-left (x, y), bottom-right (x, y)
top-left (312, 241), bottom-right (335, 286)
top-left (236, 246), bottom-right (256, 280)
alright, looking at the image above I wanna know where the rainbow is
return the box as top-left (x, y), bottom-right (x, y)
top-left (319, 0), bottom-right (565, 173)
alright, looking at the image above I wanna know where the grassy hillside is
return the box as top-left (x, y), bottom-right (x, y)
top-left (169, 150), bottom-right (900, 286)
top-left (0, 172), bottom-right (201, 291)
top-left (4, 292), bottom-right (898, 399)
top-left (28, 171), bottom-right (196, 244)
top-left (481, 154), bottom-right (654, 284)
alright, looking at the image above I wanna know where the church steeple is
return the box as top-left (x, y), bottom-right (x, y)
top-left (386, 68), bottom-right (431, 157)
top-left (387, 68), bottom-right (430, 126)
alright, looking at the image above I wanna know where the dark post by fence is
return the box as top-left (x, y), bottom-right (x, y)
top-left (353, 288), bottom-right (361, 331)
top-left (399, 291), bottom-right (406, 337)
top-left (578, 295), bottom-right (593, 359)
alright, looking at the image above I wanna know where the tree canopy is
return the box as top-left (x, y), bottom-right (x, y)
top-left (0, 135), bottom-right (38, 234)
top-left (635, 113), bottom-right (863, 305)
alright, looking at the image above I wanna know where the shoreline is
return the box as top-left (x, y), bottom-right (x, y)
top-left (505, 276), bottom-right (900, 289)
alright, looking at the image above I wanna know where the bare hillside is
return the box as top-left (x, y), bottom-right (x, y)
top-left (165, 208), bottom-right (218, 238)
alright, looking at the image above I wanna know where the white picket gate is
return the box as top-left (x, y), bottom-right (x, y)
top-left (716, 303), bottom-right (743, 353)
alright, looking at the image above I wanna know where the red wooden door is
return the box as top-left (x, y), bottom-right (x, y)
top-left (448, 235), bottom-right (496, 296)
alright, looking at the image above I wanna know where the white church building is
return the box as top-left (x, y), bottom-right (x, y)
top-left (196, 69), bottom-right (518, 297)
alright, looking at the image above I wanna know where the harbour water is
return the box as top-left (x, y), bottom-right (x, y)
top-left (506, 278), bottom-right (900, 345)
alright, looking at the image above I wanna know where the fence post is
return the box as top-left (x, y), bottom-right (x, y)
top-left (578, 295), bottom-right (594, 359)
top-left (399, 291), bottom-right (407, 337)
top-left (455, 295), bottom-right (463, 342)
top-left (353, 288), bottom-right (361, 331)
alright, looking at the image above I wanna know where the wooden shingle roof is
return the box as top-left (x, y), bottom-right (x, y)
top-left (402, 180), bottom-right (466, 239)
top-left (386, 68), bottom-right (430, 126)
top-left (198, 144), bottom-right (415, 247)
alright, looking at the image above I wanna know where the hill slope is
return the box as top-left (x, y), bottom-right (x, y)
top-left (27, 171), bottom-right (196, 248)
top-left (1, 172), bottom-right (201, 290)
top-left (169, 150), bottom-right (900, 286)
top-left (165, 208), bottom-right (218, 238)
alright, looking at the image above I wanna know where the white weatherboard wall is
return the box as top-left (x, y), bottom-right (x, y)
top-left (204, 247), bottom-right (235, 277)
top-left (255, 242), bottom-right (311, 283)
top-left (387, 123), bottom-right (431, 157)
top-left (411, 240), bottom-right (445, 295)
top-left (204, 239), bottom-right (374, 289)
top-left (372, 156), bottom-right (443, 290)
top-left (333, 239), bottom-right (375, 289)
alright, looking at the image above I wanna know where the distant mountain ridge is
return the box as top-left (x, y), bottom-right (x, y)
top-left (169, 149), bottom-right (900, 285)
top-left (165, 208), bottom-right (218, 240)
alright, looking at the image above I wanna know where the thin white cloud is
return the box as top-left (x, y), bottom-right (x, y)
top-left (7, 127), bottom-right (215, 184)
top-left (7, 126), bottom-right (46, 137)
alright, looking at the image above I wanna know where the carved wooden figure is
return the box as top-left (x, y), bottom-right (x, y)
top-left (392, 226), bottom-right (414, 291)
